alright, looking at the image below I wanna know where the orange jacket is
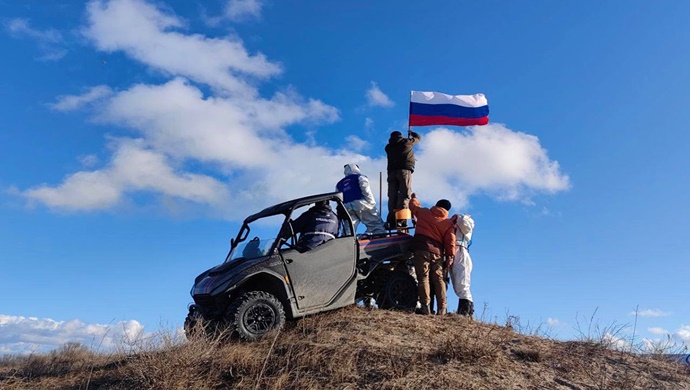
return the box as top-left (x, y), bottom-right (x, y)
top-left (409, 197), bottom-right (456, 258)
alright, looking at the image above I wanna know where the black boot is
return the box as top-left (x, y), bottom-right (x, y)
top-left (385, 213), bottom-right (396, 230)
top-left (457, 299), bottom-right (474, 317)
top-left (415, 304), bottom-right (431, 315)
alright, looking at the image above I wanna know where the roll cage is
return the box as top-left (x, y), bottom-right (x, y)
top-left (227, 192), bottom-right (354, 260)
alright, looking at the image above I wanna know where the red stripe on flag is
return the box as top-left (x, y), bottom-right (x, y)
top-left (409, 114), bottom-right (489, 127)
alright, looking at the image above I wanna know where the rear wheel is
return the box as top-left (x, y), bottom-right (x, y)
top-left (376, 270), bottom-right (418, 311)
top-left (226, 291), bottom-right (286, 341)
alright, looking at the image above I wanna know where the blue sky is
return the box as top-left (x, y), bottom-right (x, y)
top-left (2, 0), bottom-right (689, 354)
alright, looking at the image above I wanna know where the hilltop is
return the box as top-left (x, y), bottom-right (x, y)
top-left (1, 306), bottom-right (688, 389)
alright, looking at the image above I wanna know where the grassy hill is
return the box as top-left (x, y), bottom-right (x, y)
top-left (1, 306), bottom-right (688, 389)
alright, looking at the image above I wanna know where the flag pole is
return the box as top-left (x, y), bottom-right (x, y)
top-left (379, 171), bottom-right (382, 214)
top-left (408, 90), bottom-right (412, 138)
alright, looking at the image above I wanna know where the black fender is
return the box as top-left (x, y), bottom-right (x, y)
top-left (226, 270), bottom-right (298, 319)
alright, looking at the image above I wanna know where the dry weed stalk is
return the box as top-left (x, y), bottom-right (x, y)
top-left (1, 306), bottom-right (689, 390)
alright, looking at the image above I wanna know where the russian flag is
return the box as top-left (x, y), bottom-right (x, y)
top-left (409, 91), bottom-right (489, 127)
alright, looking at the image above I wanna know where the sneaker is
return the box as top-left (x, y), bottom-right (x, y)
top-left (396, 220), bottom-right (408, 228)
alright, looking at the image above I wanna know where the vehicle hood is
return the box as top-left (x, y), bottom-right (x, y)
top-left (191, 257), bottom-right (260, 296)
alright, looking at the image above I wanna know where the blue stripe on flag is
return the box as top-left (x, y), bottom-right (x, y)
top-left (410, 102), bottom-right (489, 119)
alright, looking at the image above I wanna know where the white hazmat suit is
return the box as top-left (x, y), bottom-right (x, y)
top-left (336, 164), bottom-right (386, 235)
top-left (450, 214), bottom-right (475, 302)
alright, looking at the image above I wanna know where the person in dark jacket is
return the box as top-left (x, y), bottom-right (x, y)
top-left (385, 130), bottom-right (421, 227)
top-left (289, 201), bottom-right (339, 252)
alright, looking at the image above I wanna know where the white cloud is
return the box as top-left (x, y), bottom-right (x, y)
top-left (82, 0), bottom-right (280, 95)
top-left (364, 117), bottom-right (374, 129)
top-left (412, 125), bottom-right (570, 209)
top-left (79, 154), bottom-right (100, 168)
top-left (6, 18), bottom-right (62, 42)
top-left (0, 314), bottom-right (145, 354)
top-left (5, 18), bottom-right (67, 60)
top-left (346, 135), bottom-right (369, 152)
top-left (19, 0), bottom-right (569, 218)
top-left (648, 327), bottom-right (670, 335)
top-left (602, 332), bottom-right (631, 350)
top-left (639, 326), bottom-right (690, 352)
top-left (676, 326), bottom-right (690, 343)
top-left (225, 0), bottom-right (263, 21)
top-left (24, 75), bottom-right (348, 215)
top-left (546, 318), bottom-right (562, 327)
top-left (97, 78), bottom-right (339, 166)
top-left (366, 81), bottom-right (394, 108)
top-left (662, 325), bottom-right (690, 353)
top-left (26, 170), bottom-right (121, 210)
top-left (630, 309), bottom-right (670, 318)
top-left (51, 85), bottom-right (113, 111)
top-left (24, 139), bottom-right (230, 211)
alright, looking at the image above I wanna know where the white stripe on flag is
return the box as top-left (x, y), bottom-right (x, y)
top-left (410, 91), bottom-right (488, 107)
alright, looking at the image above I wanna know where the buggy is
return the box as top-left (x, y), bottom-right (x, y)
top-left (185, 192), bottom-right (418, 340)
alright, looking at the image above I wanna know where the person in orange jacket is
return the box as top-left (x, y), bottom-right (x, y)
top-left (408, 193), bottom-right (456, 315)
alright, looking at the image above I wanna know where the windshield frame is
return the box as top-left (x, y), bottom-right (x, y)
top-left (224, 215), bottom-right (289, 263)
top-left (223, 192), bottom-right (355, 262)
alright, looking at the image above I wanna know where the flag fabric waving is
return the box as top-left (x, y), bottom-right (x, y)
top-left (409, 91), bottom-right (489, 127)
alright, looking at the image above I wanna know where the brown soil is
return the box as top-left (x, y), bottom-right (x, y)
top-left (1, 306), bottom-right (688, 389)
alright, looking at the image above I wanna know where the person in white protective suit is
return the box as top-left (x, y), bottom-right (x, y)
top-left (335, 164), bottom-right (386, 235)
top-left (450, 213), bottom-right (475, 316)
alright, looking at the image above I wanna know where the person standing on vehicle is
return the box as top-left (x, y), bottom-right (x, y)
top-left (450, 213), bottom-right (476, 317)
top-left (336, 163), bottom-right (386, 235)
top-left (290, 201), bottom-right (339, 252)
top-left (408, 193), bottom-right (456, 315)
top-left (385, 130), bottom-right (421, 228)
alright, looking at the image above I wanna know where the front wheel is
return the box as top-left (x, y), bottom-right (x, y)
top-left (184, 305), bottom-right (204, 339)
top-left (226, 291), bottom-right (286, 341)
top-left (184, 305), bottom-right (220, 340)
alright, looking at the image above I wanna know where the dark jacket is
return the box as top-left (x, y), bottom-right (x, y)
top-left (291, 204), bottom-right (339, 252)
top-left (385, 131), bottom-right (421, 172)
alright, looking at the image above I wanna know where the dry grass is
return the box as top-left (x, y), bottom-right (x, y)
top-left (1, 307), bottom-right (689, 389)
